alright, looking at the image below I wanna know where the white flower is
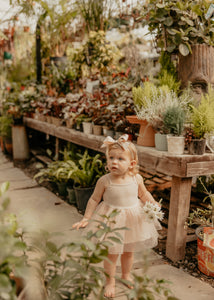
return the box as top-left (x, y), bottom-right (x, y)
top-left (142, 201), bottom-right (164, 223)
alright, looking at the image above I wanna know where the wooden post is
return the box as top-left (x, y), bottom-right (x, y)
top-left (55, 137), bottom-right (59, 160)
top-left (166, 176), bottom-right (192, 261)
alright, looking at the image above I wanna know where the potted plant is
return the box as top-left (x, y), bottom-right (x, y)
top-left (163, 105), bottom-right (186, 155)
top-left (186, 177), bottom-right (214, 277)
top-left (68, 150), bottom-right (105, 213)
top-left (0, 115), bottom-right (13, 155)
top-left (127, 82), bottom-right (158, 147)
top-left (34, 160), bottom-right (70, 196)
top-left (189, 87), bottom-right (214, 155)
top-left (142, 0), bottom-right (214, 56)
top-left (0, 182), bottom-right (28, 298)
top-left (142, 0), bottom-right (214, 89)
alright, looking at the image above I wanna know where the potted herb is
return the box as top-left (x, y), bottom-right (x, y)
top-left (189, 87), bottom-right (214, 155)
top-left (127, 82), bottom-right (158, 147)
top-left (163, 105), bottom-right (186, 155)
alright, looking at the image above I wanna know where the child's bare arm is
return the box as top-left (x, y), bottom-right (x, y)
top-left (136, 174), bottom-right (160, 206)
top-left (72, 176), bottom-right (106, 229)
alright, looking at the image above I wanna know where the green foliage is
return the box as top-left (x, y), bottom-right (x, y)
top-left (187, 177), bottom-right (214, 227)
top-left (158, 70), bottom-right (180, 95)
top-left (0, 115), bottom-right (13, 139)
top-left (158, 51), bottom-right (177, 78)
top-left (73, 30), bottom-right (115, 76)
top-left (76, 0), bottom-right (116, 32)
top-left (28, 210), bottom-right (127, 300)
top-left (142, 0), bottom-right (214, 56)
top-left (190, 87), bottom-right (214, 139)
top-left (34, 160), bottom-right (70, 184)
top-left (132, 82), bottom-right (158, 109)
top-left (34, 149), bottom-right (105, 187)
top-left (163, 105), bottom-right (186, 136)
top-left (0, 182), bottom-right (28, 300)
top-left (6, 58), bottom-right (35, 83)
top-left (47, 60), bottom-right (78, 95)
top-left (68, 149), bottom-right (105, 188)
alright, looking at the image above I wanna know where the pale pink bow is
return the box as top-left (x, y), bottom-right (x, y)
top-left (101, 134), bottom-right (130, 150)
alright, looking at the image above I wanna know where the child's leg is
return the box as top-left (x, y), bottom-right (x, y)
top-left (120, 251), bottom-right (134, 284)
top-left (104, 253), bottom-right (119, 298)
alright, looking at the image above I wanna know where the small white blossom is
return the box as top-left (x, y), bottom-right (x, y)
top-left (142, 202), bottom-right (164, 223)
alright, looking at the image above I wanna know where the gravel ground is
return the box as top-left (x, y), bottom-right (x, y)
top-left (12, 155), bottom-right (214, 289)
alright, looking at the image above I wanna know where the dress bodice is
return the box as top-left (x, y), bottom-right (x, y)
top-left (103, 175), bottom-right (139, 208)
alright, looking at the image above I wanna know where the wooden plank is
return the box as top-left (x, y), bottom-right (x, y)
top-left (24, 118), bottom-right (56, 135)
top-left (53, 126), bottom-right (105, 153)
top-left (166, 176), bottom-right (192, 261)
top-left (186, 161), bottom-right (214, 177)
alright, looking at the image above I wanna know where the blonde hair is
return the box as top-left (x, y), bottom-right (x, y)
top-left (106, 142), bottom-right (139, 175)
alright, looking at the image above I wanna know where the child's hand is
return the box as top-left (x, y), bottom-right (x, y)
top-left (72, 217), bottom-right (89, 230)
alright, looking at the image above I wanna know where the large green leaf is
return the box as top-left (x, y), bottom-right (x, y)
top-left (179, 43), bottom-right (190, 56)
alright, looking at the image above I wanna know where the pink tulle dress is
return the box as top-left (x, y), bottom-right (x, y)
top-left (87, 174), bottom-right (161, 254)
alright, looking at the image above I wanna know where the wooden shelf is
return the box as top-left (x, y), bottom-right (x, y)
top-left (24, 117), bottom-right (214, 178)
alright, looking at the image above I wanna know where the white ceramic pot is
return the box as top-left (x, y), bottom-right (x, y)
top-left (155, 133), bottom-right (168, 151)
top-left (167, 135), bottom-right (185, 155)
top-left (83, 122), bottom-right (93, 134)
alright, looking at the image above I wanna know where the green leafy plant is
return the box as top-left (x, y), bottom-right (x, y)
top-left (73, 30), bottom-right (116, 76)
top-left (158, 70), bottom-right (180, 95)
top-left (190, 87), bottom-right (214, 139)
top-left (0, 182), bottom-right (28, 300)
top-left (142, 0), bottom-right (214, 56)
top-left (163, 105), bottom-right (186, 136)
top-left (26, 210), bottom-right (126, 300)
top-left (134, 84), bottom-right (191, 133)
top-left (68, 149), bottom-right (105, 188)
top-left (132, 82), bottom-right (157, 110)
top-left (0, 115), bottom-right (13, 139)
top-left (187, 177), bottom-right (214, 227)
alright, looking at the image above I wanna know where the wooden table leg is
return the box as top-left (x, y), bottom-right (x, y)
top-left (55, 137), bottom-right (59, 160)
top-left (166, 176), bottom-right (192, 262)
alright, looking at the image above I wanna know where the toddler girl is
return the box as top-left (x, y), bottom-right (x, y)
top-left (72, 134), bottom-right (161, 298)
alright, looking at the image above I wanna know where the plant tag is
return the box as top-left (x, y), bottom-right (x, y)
top-left (203, 227), bottom-right (214, 250)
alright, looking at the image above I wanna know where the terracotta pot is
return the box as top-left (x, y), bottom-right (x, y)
top-left (196, 226), bottom-right (214, 277)
top-left (126, 115), bottom-right (155, 147)
top-left (93, 124), bottom-right (102, 136)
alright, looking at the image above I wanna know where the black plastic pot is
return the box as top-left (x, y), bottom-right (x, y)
top-left (189, 138), bottom-right (206, 155)
top-left (74, 186), bottom-right (94, 214)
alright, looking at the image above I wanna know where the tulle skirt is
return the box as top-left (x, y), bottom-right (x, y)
top-left (86, 200), bottom-right (161, 254)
